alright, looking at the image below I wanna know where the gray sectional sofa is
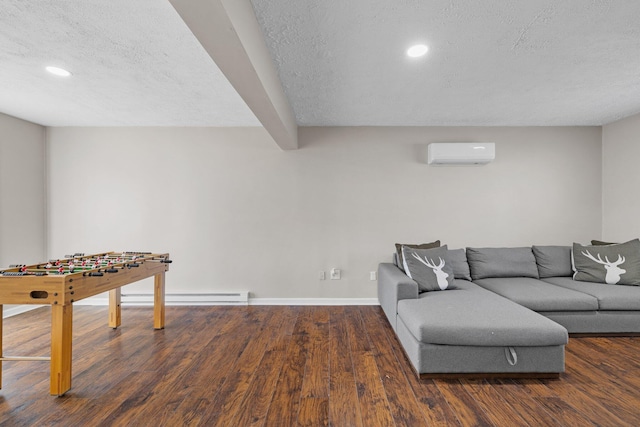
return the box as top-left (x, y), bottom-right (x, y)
top-left (378, 244), bottom-right (640, 378)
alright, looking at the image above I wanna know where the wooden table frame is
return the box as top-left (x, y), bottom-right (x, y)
top-left (0, 252), bottom-right (170, 396)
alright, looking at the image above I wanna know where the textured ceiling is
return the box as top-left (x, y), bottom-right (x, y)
top-left (0, 1), bottom-right (260, 126)
top-left (1, 1), bottom-right (640, 128)
top-left (251, 0), bottom-right (640, 126)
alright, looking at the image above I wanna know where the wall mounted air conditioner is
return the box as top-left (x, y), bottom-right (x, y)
top-left (427, 142), bottom-right (495, 165)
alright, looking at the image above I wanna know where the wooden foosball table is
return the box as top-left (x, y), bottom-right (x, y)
top-left (0, 251), bottom-right (172, 396)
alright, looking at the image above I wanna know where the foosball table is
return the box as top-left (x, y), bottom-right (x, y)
top-left (0, 251), bottom-right (172, 396)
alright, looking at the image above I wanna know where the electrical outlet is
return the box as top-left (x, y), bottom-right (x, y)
top-left (370, 271), bottom-right (377, 281)
top-left (330, 268), bottom-right (341, 280)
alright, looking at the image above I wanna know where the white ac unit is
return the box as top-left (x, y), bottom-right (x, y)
top-left (427, 142), bottom-right (495, 165)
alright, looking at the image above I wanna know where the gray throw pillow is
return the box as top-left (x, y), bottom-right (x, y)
top-left (466, 247), bottom-right (539, 280)
top-left (532, 246), bottom-right (572, 278)
top-left (572, 239), bottom-right (640, 286)
top-left (402, 245), bottom-right (455, 291)
top-left (591, 240), bottom-right (616, 246)
top-left (395, 240), bottom-right (440, 272)
top-left (447, 248), bottom-right (472, 281)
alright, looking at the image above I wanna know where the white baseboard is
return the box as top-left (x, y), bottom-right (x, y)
top-left (249, 298), bottom-right (379, 305)
top-left (75, 295), bottom-right (379, 306)
top-left (74, 292), bottom-right (251, 306)
top-left (4, 296), bottom-right (380, 317)
top-left (2, 305), bottom-right (41, 318)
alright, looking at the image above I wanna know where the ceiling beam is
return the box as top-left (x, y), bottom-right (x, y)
top-left (169, 0), bottom-right (298, 150)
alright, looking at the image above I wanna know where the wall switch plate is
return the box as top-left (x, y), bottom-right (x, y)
top-left (319, 271), bottom-right (325, 280)
top-left (330, 268), bottom-right (341, 280)
top-left (370, 271), bottom-right (377, 281)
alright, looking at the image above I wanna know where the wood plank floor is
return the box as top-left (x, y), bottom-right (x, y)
top-left (1, 305), bottom-right (639, 426)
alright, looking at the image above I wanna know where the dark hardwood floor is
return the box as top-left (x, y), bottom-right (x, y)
top-left (0, 305), bottom-right (639, 426)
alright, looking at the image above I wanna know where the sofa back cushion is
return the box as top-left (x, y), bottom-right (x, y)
top-left (466, 247), bottom-right (539, 280)
top-left (532, 246), bottom-right (573, 278)
top-left (447, 249), bottom-right (472, 281)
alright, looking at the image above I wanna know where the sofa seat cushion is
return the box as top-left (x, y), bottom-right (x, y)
top-left (541, 277), bottom-right (640, 311)
top-left (473, 278), bottom-right (599, 312)
top-left (397, 280), bottom-right (568, 347)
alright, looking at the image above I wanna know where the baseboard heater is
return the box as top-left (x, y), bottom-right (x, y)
top-left (121, 292), bottom-right (249, 305)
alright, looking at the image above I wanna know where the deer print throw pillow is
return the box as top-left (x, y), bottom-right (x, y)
top-left (402, 245), bottom-right (455, 292)
top-left (572, 239), bottom-right (640, 286)
top-left (395, 240), bottom-right (441, 272)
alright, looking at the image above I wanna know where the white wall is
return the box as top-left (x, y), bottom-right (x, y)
top-left (46, 126), bottom-right (602, 299)
top-left (0, 113), bottom-right (46, 266)
top-left (0, 113), bottom-right (46, 317)
top-left (602, 112), bottom-right (640, 241)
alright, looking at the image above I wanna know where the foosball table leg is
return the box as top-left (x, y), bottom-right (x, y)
top-left (154, 272), bottom-right (165, 330)
top-left (109, 288), bottom-right (122, 329)
top-left (50, 304), bottom-right (72, 396)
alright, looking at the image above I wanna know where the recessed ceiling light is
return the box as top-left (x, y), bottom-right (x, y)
top-left (46, 66), bottom-right (72, 77)
top-left (407, 44), bottom-right (429, 58)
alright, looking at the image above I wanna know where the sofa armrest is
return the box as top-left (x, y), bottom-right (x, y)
top-left (378, 263), bottom-right (419, 332)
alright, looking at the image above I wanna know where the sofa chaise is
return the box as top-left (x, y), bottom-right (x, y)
top-left (378, 241), bottom-right (640, 378)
